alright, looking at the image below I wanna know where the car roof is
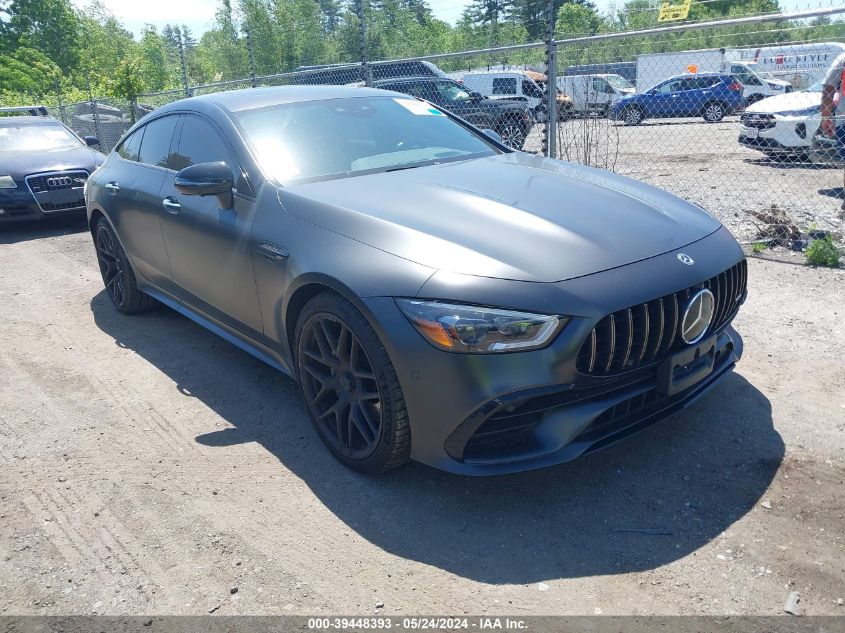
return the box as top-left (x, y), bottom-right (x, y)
top-left (154, 85), bottom-right (402, 115)
top-left (373, 76), bottom-right (450, 85)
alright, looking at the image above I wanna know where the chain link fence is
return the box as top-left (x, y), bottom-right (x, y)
top-left (44, 4), bottom-right (845, 248)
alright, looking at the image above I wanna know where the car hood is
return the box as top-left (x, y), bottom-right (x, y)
top-left (747, 90), bottom-right (821, 114)
top-left (0, 145), bottom-right (105, 181)
top-left (282, 152), bottom-right (721, 283)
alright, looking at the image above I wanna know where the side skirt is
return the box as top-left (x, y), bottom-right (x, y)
top-left (141, 285), bottom-right (294, 379)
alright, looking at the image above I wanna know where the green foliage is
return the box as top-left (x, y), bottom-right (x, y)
top-left (751, 242), bottom-right (768, 254)
top-left (805, 236), bottom-right (841, 268)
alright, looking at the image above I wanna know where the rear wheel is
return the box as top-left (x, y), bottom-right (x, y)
top-left (94, 218), bottom-right (156, 314)
top-left (622, 105), bottom-right (644, 125)
top-left (294, 292), bottom-right (411, 474)
top-left (702, 101), bottom-right (726, 123)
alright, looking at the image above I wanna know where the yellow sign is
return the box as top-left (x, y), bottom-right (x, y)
top-left (658, 0), bottom-right (692, 22)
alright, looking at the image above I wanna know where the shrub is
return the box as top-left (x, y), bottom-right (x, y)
top-left (805, 236), bottom-right (841, 267)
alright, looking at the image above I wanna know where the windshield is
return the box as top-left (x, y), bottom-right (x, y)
top-left (234, 96), bottom-right (498, 183)
top-left (0, 122), bottom-right (82, 152)
top-left (755, 69), bottom-right (777, 81)
top-left (606, 75), bottom-right (634, 90)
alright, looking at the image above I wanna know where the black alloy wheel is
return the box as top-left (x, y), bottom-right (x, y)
top-left (96, 223), bottom-right (127, 308)
top-left (295, 292), bottom-right (411, 473)
top-left (94, 218), bottom-right (156, 314)
top-left (299, 313), bottom-right (384, 460)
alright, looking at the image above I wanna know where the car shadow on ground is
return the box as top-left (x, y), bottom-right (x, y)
top-left (743, 156), bottom-right (836, 170)
top-left (0, 214), bottom-right (88, 245)
top-left (90, 291), bottom-right (783, 584)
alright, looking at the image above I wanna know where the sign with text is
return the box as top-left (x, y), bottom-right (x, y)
top-left (658, 0), bottom-right (693, 22)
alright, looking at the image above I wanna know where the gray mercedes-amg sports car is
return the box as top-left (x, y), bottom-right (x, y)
top-left (86, 85), bottom-right (746, 475)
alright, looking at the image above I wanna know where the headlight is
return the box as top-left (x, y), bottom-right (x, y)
top-left (778, 106), bottom-right (821, 117)
top-left (396, 299), bottom-right (567, 353)
top-left (0, 175), bottom-right (17, 189)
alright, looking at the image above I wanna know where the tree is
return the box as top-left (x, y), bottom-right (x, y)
top-left (1, 0), bottom-right (81, 72)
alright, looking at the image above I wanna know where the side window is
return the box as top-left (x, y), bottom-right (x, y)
top-left (173, 116), bottom-right (234, 170)
top-left (522, 79), bottom-right (543, 97)
top-left (117, 128), bottom-right (143, 162)
top-left (137, 115), bottom-right (179, 168)
top-left (492, 77), bottom-right (517, 95)
top-left (175, 115), bottom-right (252, 196)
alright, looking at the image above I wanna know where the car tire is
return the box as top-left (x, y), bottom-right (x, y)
top-left (496, 120), bottom-right (527, 150)
top-left (702, 101), bottom-right (726, 123)
top-left (294, 292), bottom-right (411, 474)
top-left (622, 105), bottom-right (644, 125)
top-left (94, 217), bottom-right (157, 314)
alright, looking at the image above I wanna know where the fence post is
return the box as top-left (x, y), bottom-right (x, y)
top-left (178, 29), bottom-right (190, 98)
top-left (246, 28), bottom-right (258, 87)
top-left (354, 0), bottom-right (373, 87)
top-left (54, 78), bottom-right (67, 125)
top-left (130, 96), bottom-right (138, 124)
top-left (86, 77), bottom-right (103, 146)
top-left (544, 0), bottom-right (557, 159)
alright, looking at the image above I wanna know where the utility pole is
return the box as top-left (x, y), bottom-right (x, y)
top-left (246, 28), bottom-right (258, 87)
top-left (544, 0), bottom-right (558, 158)
top-left (355, 0), bottom-right (373, 87)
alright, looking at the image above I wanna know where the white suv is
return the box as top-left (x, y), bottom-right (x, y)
top-left (738, 83), bottom-right (828, 158)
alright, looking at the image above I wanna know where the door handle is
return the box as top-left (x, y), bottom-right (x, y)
top-left (105, 182), bottom-right (120, 194)
top-left (257, 242), bottom-right (290, 262)
top-left (162, 198), bottom-right (181, 214)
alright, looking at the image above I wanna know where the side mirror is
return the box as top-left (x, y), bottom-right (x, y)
top-left (482, 129), bottom-right (503, 144)
top-left (174, 162), bottom-right (234, 209)
top-left (469, 91), bottom-right (483, 100)
top-left (84, 136), bottom-right (100, 147)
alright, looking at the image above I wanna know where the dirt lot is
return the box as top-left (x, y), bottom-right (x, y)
top-left (0, 217), bottom-right (843, 616)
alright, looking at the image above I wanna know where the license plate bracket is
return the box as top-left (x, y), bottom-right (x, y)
top-left (657, 334), bottom-right (717, 396)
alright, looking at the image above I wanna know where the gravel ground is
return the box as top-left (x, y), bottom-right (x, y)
top-left (525, 116), bottom-right (845, 243)
top-left (0, 216), bottom-right (843, 616)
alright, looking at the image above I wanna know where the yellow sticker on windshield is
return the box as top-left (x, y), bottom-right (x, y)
top-left (394, 98), bottom-right (445, 116)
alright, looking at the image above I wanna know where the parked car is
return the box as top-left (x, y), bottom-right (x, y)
top-left (636, 49), bottom-right (791, 105)
top-left (738, 82), bottom-right (826, 158)
top-left (0, 106), bottom-right (105, 223)
top-left (373, 77), bottom-right (533, 149)
top-left (612, 73), bottom-right (744, 125)
top-left (87, 85), bottom-right (746, 475)
top-left (293, 60), bottom-right (447, 86)
top-left (558, 73), bottom-right (636, 117)
top-left (461, 71), bottom-right (549, 120)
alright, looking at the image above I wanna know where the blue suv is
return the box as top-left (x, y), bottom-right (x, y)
top-left (613, 73), bottom-right (745, 125)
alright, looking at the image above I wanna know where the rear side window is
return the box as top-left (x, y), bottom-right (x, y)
top-left (137, 115), bottom-right (179, 169)
top-left (117, 129), bottom-right (143, 162)
top-left (492, 78), bottom-right (517, 95)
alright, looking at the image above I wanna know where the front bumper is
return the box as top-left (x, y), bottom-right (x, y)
top-left (0, 188), bottom-right (86, 223)
top-left (738, 116), bottom-right (818, 154)
top-left (362, 227), bottom-right (746, 475)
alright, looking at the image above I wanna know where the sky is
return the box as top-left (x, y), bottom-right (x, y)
top-left (71, 0), bottom-right (819, 39)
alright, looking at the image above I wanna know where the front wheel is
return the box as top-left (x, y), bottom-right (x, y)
top-left (294, 292), bottom-right (411, 474)
top-left (703, 102), bottom-right (726, 123)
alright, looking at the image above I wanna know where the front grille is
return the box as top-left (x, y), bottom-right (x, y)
top-left (741, 113), bottom-right (776, 130)
top-left (25, 170), bottom-right (88, 213)
top-left (576, 259), bottom-right (746, 376)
